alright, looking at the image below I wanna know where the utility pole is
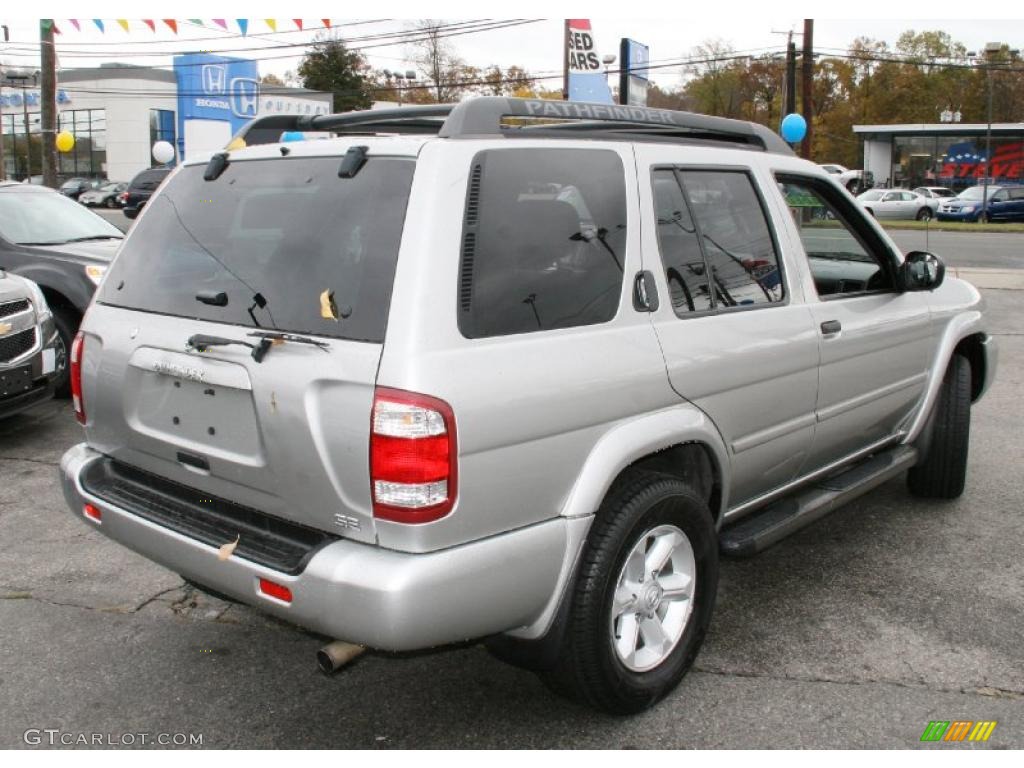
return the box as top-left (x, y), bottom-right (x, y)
top-left (785, 34), bottom-right (796, 117)
top-left (800, 19), bottom-right (814, 159)
top-left (0, 24), bottom-right (8, 181)
top-left (40, 19), bottom-right (58, 188)
top-left (562, 20), bottom-right (571, 100)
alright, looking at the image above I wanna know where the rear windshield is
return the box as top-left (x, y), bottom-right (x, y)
top-left (99, 156), bottom-right (414, 343)
top-left (130, 170), bottom-right (168, 190)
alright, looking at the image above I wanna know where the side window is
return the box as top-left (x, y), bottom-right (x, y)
top-left (458, 149), bottom-right (627, 339)
top-left (1010, 189), bottom-right (1024, 201)
top-left (777, 174), bottom-right (896, 297)
top-left (992, 190), bottom-right (1008, 202)
top-left (652, 170), bottom-right (713, 313)
top-left (651, 169), bottom-right (784, 314)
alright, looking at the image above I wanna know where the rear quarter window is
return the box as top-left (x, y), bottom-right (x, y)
top-left (457, 148), bottom-right (627, 339)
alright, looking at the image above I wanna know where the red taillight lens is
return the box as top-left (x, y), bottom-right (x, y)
top-left (258, 578), bottom-right (292, 603)
top-left (370, 387), bottom-right (457, 524)
top-left (70, 331), bottom-right (85, 424)
top-left (83, 503), bottom-right (101, 522)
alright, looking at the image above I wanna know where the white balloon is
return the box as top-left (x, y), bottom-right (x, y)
top-left (152, 141), bottom-right (175, 165)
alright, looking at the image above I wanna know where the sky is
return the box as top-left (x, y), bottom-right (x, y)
top-left (1, 9), bottom-right (1021, 93)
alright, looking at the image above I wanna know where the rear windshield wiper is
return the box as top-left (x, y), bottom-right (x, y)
top-left (63, 235), bottom-right (123, 242)
top-left (188, 331), bottom-right (329, 363)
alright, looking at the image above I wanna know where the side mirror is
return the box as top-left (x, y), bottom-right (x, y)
top-left (900, 250), bottom-right (945, 292)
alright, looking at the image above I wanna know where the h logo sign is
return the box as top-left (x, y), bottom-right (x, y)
top-left (230, 78), bottom-right (260, 118)
top-left (202, 64), bottom-right (227, 95)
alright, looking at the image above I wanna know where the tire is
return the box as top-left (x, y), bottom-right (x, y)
top-left (541, 470), bottom-right (718, 714)
top-left (50, 305), bottom-right (79, 399)
top-left (916, 208), bottom-right (933, 221)
top-left (105, 197), bottom-right (116, 209)
top-left (980, 212), bottom-right (992, 224)
top-left (908, 355), bottom-right (971, 499)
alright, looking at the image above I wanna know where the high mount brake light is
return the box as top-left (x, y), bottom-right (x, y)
top-left (370, 387), bottom-right (457, 524)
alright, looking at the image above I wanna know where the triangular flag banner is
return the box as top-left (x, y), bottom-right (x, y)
top-left (116, 19), bottom-right (129, 33)
top-left (322, 19), bottom-right (331, 28)
top-left (53, 22), bottom-right (62, 34)
top-left (164, 20), bottom-right (178, 34)
top-left (142, 20), bottom-right (156, 32)
top-left (213, 19), bottom-right (227, 30)
top-left (293, 19), bottom-right (303, 30)
top-left (265, 19), bottom-right (277, 32)
top-left (69, 19), bottom-right (81, 32)
top-left (93, 19), bottom-right (104, 33)
top-left (237, 19), bottom-right (248, 36)
top-left (189, 19), bottom-right (203, 26)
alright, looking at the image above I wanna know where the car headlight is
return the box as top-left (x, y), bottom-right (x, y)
top-left (961, 206), bottom-right (975, 213)
top-left (26, 280), bottom-right (52, 322)
top-left (85, 264), bottom-right (108, 286)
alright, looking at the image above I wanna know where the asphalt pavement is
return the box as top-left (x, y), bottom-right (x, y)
top-left (1, 280), bottom-right (1022, 748)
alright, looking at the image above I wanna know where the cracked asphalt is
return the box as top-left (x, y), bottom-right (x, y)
top-left (1, 290), bottom-right (1022, 749)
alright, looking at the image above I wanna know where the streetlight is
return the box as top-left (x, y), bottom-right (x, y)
top-left (382, 69), bottom-right (417, 107)
top-left (967, 42), bottom-right (1019, 217)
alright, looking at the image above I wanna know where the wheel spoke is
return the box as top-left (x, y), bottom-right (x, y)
top-left (624, 547), bottom-right (645, 583)
top-left (612, 583), bottom-right (637, 616)
top-left (644, 532), bottom-right (678, 575)
top-left (616, 613), bottom-right (640, 662)
top-left (658, 572), bottom-right (692, 601)
top-left (639, 616), bottom-right (668, 653)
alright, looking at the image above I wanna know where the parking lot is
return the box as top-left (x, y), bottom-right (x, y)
top-left (1, 244), bottom-right (1022, 748)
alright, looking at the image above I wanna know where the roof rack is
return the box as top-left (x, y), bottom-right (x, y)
top-left (232, 97), bottom-right (793, 155)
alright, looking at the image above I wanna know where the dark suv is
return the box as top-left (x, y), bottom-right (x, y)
top-left (122, 167), bottom-right (172, 220)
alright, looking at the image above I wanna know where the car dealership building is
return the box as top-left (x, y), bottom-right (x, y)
top-left (854, 122), bottom-right (1024, 192)
top-left (0, 54), bottom-right (331, 184)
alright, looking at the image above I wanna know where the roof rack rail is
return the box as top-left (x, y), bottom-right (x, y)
top-left (231, 97), bottom-right (793, 155)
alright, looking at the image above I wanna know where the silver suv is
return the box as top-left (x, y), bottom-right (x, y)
top-left (60, 98), bottom-right (996, 714)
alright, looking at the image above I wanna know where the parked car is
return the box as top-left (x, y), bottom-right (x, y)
top-left (79, 182), bottom-right (128, 208)
top-left (59, 177), bottom-right (100, 200)
top-left (913, 186), bottom-right (957, 206)
top-left (0, 271), bottom-right (61, 418)
top-left (60, 98), bottom-right (995, 715)
top-left (937, 184), bottom-right (1024, 223)
top-left (820, 163), bottom-right (874, 194)
top-left (857, 188), bottom-right (935, 220)
top-left (122, 167), bottom-right (172, 219)
top-left (0, 182), bottom-right (123, 396)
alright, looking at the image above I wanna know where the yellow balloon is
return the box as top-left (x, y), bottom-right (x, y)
top-left (55, 131), bottom-right (75, 152)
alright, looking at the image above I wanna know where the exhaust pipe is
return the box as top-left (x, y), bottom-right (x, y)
top-left (317, 640), bottom-right (365, 675)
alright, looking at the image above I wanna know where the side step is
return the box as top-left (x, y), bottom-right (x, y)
top-left (719, 445), bottom-right (918, 557)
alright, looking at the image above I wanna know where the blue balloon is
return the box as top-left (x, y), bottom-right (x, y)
top-left (780, 113), bottom-right (807, 143)
top-left (280, 131), bottom-right (305, 143)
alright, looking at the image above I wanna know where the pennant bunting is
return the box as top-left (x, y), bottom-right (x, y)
top-left (116, 19), bottom-right (130, 33)
top-left (92, 19), bottom-right (104, 32)
top-left (213, 19), bottom-right (227, 30)
top-left (322, 19), bottom-right (331, 28)
top-left (163, 20), bottom-right (178, 34)
top-left (265, 19), bottom-right (277, 32)
top-left (53, 22), bottom-right (62, 35)
top-left (293, 19), bottom-right (303, 31)
top-left (189, 19), bottom-right (204, 26)
top-left (142, 19), bottom-right (156, 32)
top-left (69, 19), bottom-right (81, 32)
top-left (237, 19), bottom-right (248, 36)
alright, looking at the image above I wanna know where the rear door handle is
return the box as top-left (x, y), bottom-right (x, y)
top-left (820, 320), bottom-right (842, 335)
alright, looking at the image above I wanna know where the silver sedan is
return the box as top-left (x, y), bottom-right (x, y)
top-left (857, 188), bottom-right (935, 221)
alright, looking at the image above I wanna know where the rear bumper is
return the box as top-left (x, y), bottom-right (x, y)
top-left (60, 443), bottom-right (569, 651)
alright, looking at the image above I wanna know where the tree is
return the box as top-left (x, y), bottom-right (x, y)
top-left (260, 73), bottom-right (286, 86)
top-left (406, 20), bottom-right (468, 102)
top-left (297, 34), bottom-right (373, 112)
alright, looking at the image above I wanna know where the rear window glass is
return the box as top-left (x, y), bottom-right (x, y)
top-left (131, 170), bottom-right (167, 190)
top-left (100, 156), bottom-right (414, 343)
top-left (458, 148), bottom-right (627, 339)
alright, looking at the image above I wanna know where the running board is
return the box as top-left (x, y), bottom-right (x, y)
top-left (719, 445), bottom-right (918, 557)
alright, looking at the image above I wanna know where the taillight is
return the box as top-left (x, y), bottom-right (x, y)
top-left (370, 387), bottom-right (457, 524)
top-left (70, 331), bottom-right (85, 424)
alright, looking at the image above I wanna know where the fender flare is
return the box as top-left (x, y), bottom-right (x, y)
top-left (509, 404), bottom-right (730, 643)
top-left (902, 308), bottom-right (989, 445)
top-left (9, 262), bottom-right (92, 315)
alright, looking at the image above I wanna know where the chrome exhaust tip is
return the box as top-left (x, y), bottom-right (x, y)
top-left (317, 640), bottom-right (365, 675)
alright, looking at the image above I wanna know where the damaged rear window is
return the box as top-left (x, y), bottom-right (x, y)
top-left (99, 156), bottom-right (415, 343)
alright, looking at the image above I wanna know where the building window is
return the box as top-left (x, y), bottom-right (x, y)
top-left (149, 109), bottom-right (176, 167)
top-left (56, 109), bottom-right (107, 180)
